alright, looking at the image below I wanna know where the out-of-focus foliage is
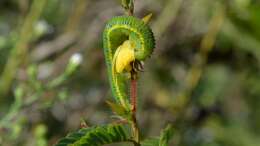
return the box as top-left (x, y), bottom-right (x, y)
top-left (0, 0), bottom-right (259, 146)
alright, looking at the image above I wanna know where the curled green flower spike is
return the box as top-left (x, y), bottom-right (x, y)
top-left (103, 16), bottom-right (155, 109)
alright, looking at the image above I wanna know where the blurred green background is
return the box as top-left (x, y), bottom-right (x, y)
top-left (0, 0), bottom-right (260, 146)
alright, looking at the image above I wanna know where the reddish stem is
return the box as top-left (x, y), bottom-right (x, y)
top-left (130, 78), bottom-right (140, 145)
top-left (131, 79), bottom-right (137, 113)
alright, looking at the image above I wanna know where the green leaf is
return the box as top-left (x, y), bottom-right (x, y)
top-left (159, 124), bottom-right (174, 146)
top-left (55, 124), bottom-right (130, 146)
top-left (141, 124), bottom-right (174, 146)
top-left (141, 125), bottom-right (173, 146)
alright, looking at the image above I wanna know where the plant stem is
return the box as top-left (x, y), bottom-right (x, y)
top-left (131, 79), bottom-right (137, 113)
top-left (131, 114), bottom-right (140, 146)
top-left (123, 1), bottom-right (140, 145)
top-left (130, 78), bottom-right (140, 146)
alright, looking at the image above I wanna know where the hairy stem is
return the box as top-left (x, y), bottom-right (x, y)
top-left (130, 78), bottom-right (140, 146)
top-left (131, 79), bottom-right (137, 113)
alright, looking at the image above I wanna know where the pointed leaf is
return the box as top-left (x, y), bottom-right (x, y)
top-left (55, 124), bottom-right (130, 146)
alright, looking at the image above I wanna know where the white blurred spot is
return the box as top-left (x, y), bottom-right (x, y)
top-left (70, 53), bottom-right (83, 65)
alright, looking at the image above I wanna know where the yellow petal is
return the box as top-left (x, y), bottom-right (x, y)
top-left (113, 40), bottom-right (135, 73)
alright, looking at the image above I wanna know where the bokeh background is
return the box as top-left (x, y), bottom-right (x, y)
top-left (0, 0), bottom-right (260, 146)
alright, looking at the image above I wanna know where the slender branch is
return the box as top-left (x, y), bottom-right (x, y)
top-left (65, 0), bottom-right (89, 32)
top-left (0, 0), bottom-right (47, 100)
